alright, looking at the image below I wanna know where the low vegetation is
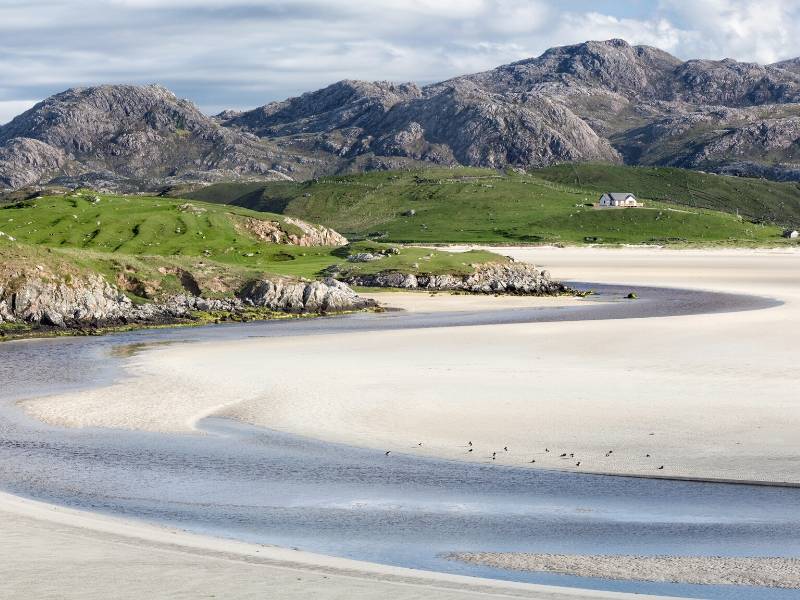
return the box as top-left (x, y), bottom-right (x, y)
top-left (183, 167), bottom-right (795, 246)
top-left (0, 191), bottom-right (510, 306)
top-left (532, 164), bottom-right (800, 226)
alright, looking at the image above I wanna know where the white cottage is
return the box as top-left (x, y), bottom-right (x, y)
top-left (783, 229), bottom-right (799, 239)
top-left (598, 193), bottom-right (643, 208)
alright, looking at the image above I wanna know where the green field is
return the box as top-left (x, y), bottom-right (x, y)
top-left (184, 167), bottom-right (794, 246)
top-left (0, 191), bottom-right (506, 303)
top-left (533, 164), bottom-right (800, 226)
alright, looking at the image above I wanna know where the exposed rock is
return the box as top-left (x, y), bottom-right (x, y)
top-left (239, 276), bottom-right (375, 313)
top-left (5, 40), bottom-right (800, 189)
top-left (238, 215), bottom-right (347, 246)
top-left (0, 266), bottom-right (372, 330)
top-left (0, 84), bottom-right (317, 192)
top-left (337, 261), bottom-right (569, 295)
top-left (347, 252), bottom-right (383, 262)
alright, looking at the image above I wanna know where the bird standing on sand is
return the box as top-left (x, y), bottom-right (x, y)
top-left (559, 453), bottom-right (567, 457)
top-left (492, 452), bottom-right (496, 460)
top-left (545, 448), bottom-right (550, 453)
top-left (658, 465), bottom-right (664, 470)
top-left (504, 446), bottom-right (508, 452)
top-left (385, 451), bottom-right (391, 456)
top-left (530, 459), bottom-right (536, 463)
top-left (468, 448), bottom-right (473, 453)
top-left (468, 441), bottom-right (473, 447)
top-left (576, 461), bottom-right (581, 467)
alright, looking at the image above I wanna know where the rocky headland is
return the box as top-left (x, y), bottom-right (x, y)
top-left (0, 264), bottom-right (375, 337)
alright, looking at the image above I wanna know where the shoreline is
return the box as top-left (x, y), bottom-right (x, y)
top-left (0, 490), bottom-right (674, 600)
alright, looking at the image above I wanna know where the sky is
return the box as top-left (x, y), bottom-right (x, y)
top-left (2, 0), bottom-right (800, 124)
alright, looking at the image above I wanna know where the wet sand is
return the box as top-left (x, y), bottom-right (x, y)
top-left (0, 491), bottom-right (671, 600)
top-left (20, 247), bottom-right (800, 483)
top-left (446, 552), bottom-right (800, 589)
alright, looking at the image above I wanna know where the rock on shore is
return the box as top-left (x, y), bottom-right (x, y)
top-left (0, 268), bottom-right (373, 331)
top-left (338, 261), bottom-right (570, 295)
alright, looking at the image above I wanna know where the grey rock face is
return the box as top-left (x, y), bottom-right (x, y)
top-left (0, 84), bottom-right (312, 191)
top-left (0, 269), bottom-right (373, 329)
top-left (239, 276), bottom-right (376, 313)
top-left (225, 39), bottom-right (800, 180)
top-left (5, 40), bottom-right (800, 189)
top-left (339, 262), bottom-right (569, 295)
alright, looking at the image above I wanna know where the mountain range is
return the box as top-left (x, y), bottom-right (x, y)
top-left (3, 38), bottom-right (800, 192)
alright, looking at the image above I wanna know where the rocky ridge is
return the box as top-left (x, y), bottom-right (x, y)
top-left (5, 39), bottom-right (800, 189)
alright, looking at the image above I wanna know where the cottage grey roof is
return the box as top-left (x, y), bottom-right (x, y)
top-left (604, 193), bottom-right (636, 201)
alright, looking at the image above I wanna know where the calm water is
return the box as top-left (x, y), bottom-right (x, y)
top-left (0, 284), bottom-right (794, 600)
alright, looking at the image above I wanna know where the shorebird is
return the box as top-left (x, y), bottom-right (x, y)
top-left (569, 453), bottom-right (574, 458)
top-left (559, 453), bottom-right (567, 457)
top-left (385, 451), bottom-right (391, 456)
top-left (658, 465), bottom-right (664, 470)
top-left (492, 452), bottom-right (496, 459)
top-left (468, 448), bottom-right (473, 453)
top-left (418, 442), bottom-right (423, 446)
top-left (645, 454), bottom-right (651, 458)
top-left (468, 441), bottom-right (473, 447)
top-left (530, 459), bottom-right (536, 463)
top-left (545, 448), bottom-right (550, 453)
top-left (576, 461), bottom-right (581, 467)
top-left (503, 446), bottom-right (508, 452)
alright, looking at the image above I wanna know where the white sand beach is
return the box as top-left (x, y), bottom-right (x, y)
top-left (21, 246), bottom-right (800, 484)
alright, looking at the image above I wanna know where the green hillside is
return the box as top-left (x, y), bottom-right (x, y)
top-left (0, 190), bottom-right (505, 297)
top-left (532, 164), bottom-right (800, 226)
top-left (183, 168), bottom-right (791, 246)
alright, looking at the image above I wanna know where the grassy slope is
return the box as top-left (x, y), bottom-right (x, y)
top-left (0, 191), bottom-right (506, 303)
top-left (532, 164), bottom-right (800, 226)
top-left (186, 168), bottom-right (790, 246)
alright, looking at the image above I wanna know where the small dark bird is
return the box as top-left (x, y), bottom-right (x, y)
top-left (468, 441), bottom-right (473, 447)
top-left (504, 446), bottom-right (508, 452)
top-left (492, 452), bottom-right (496, 459)
top-left (569, 453), bottom-right (574, 458)
top-left (530, 459), bottom-right (536, 463)
top-left (658, 465), bottom-right (664, 470)
top-left (646, 454), bottom-right (651, 458)
top-left (545, 448), bottom-right (550, 453)
top-left (576, 461), bottom-right (581, 467)
top-left (418, 442), bottom-right (423, 446)
top-left (559, 453), bottom-right (567, 457)
top-left (608, 450), bottom-right (613, 454)
top-left (385, 451), bottom-right (391, 456)
top-left (468, 448), bottom-right (473, 453)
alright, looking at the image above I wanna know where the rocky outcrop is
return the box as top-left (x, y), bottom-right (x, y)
top-left (0, 84), bottom-right (317, 192)
top-left (239, 277), bottom-right (376, 313)
top-left (0, 268), bottom-right (373, 331)
top-left (238, 215), bottom-right (347, 246)
top-left (337, 261), bottom-right (569, 295)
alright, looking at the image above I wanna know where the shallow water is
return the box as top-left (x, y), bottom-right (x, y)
top-left (0, 284), bottom-right (795, 599)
